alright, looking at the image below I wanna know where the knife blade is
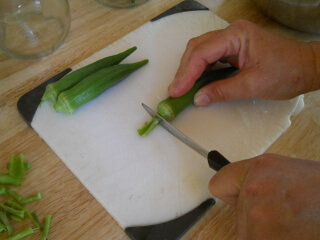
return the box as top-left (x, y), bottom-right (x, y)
top-left (142, 103), bottom-right (230, 171)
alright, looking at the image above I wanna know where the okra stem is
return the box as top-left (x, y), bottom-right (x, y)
top-left (5, 226), bottom-right (34, 240)
top-left (4, 200), bottom-right (25, 211)
top-left (0, 211), bottom-right (12, 236)
top-left (29, 212), bottom-right (42, 230)
top-left (0, 204), bottom-right (26, 219)
top-left (20, 193), bottom-right (42, 205)
top-left (9, 154), bottom-right (25, 179)
top-left (9, 215), bottom-right (23, 222)
top-left (7, 163), bottom-right (31, 172)
top-left (0, 223), bottom-right (6, 233)
top-left (6, 188), bottom-right (24, 204)
top-left (0, 186), bottom-right (7, 195)
top-left (137, 117), bottom-right (159, 137)
top-left (41, 215), bottom-right (52, 240)
top-left (0, 174), bottom-right (21, 186)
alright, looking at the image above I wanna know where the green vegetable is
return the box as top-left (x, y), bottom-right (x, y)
top-left (29, 212), bottom-right (42, 230)
top-left (9, 215), bottom-right (23, 222)
top-left (0, 223), bottom-right (6, 233)
top-left (5, 226), bottom-right (34, 240)
top-left (0, 211), bottom-right (12, 235)
top-left (0, 204), bottom-right (26, 219)
top-left (137, 67), bottom-right (237, 136)
top-left (0, 174), bottom-right (21, 187)
top-left (0, 186), bottom-right (7, 195)
top-left (20, 193), bottom-right (42, 205)
top-left (9, 154), bottom-right (25, 179)
top-left (41, 46), bottom-right (138, 104)
top-left (54, 59), bottom-right (149, 113)
top-left (4, 200), bottom-right (24, 210)
top-left (6, 189), bottom-right (24, 204)
top-left (41, 215), bottom-right (52, 240)
top-left (7, 163), bottom-right (31, 172)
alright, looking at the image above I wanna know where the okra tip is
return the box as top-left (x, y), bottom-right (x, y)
top-left (40, 87), bottom-right (57, 106)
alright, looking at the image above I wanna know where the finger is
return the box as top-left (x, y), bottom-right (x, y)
top-left (209, 159), bottom-right (251, 206)
top-left (193, 69), bottom-right (261, 105)
top-left (169, 26), bottom-right (243, 97)
top-left (169, 30), bottom-right (224, 97)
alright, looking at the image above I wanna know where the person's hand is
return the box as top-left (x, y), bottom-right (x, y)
top-left (209, 154), bottom-right (320, 240)
top-left (168, 19), bottom-right (320, 106)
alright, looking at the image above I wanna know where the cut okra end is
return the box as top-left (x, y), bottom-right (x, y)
top-left (137, 117), bottom-right (159, 137)
top-left (54, 95), bottom-right (72, 114)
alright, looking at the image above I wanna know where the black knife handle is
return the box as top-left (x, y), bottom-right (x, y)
top-left (207, 150), bottom-right (230, 171)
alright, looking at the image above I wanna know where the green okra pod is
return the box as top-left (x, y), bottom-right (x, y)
top-left (54, 59), bottom-right (149, 113)
top-left (138, 67), bottom-right (238, 136)
top-left (41, 46), bottom-right (138, 103)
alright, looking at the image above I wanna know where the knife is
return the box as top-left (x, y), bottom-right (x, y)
top-left (142, 103), bottom-right (230, 171)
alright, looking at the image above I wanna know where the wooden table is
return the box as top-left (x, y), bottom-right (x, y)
top-left (1, 0), bottom-right (319, 239)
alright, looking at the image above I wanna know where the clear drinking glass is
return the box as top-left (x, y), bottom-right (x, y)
top-left (96, 0), bottom-right (149, 8)
top-left (0, 0), bottom-right (71, 59)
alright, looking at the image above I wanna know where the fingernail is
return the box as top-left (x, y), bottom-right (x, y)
top-left (194, 92), bottom-right (211, 106)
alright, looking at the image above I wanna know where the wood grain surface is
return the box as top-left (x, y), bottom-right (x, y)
top-left (0, 0), bottom-right (319, 239)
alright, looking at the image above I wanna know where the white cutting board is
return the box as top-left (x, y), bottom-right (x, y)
top-left (32, 11), bottom-right (303, 228)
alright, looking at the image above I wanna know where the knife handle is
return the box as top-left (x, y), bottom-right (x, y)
top-left (207, 150), bottom-right (230, 171)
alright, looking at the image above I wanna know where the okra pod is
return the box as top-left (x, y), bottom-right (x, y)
top-left (54, 59), bottom-right (149, 113)
top-left (138, 67), bottom-right (238, 136)
top-left (41, 46), bottom-right (138, 103)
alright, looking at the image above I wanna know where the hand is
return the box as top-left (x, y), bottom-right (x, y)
top-left (169, 20), bottom-right (320, 106)
top-left (209, 154), bottom-right (320, 240)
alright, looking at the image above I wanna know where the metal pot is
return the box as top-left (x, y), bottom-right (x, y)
top-left (252, 0), bottom-right (320, 34)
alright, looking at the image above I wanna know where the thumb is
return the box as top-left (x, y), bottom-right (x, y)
top-left (194, 69), bottom-right (259, 106)
top-left (209, 159), bottom-right (250, 206)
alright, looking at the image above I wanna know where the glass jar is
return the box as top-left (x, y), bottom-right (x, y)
top-left (96, 0), bottom-right (149, 8)
top-left (0, 0), bottom-right (71, 59)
